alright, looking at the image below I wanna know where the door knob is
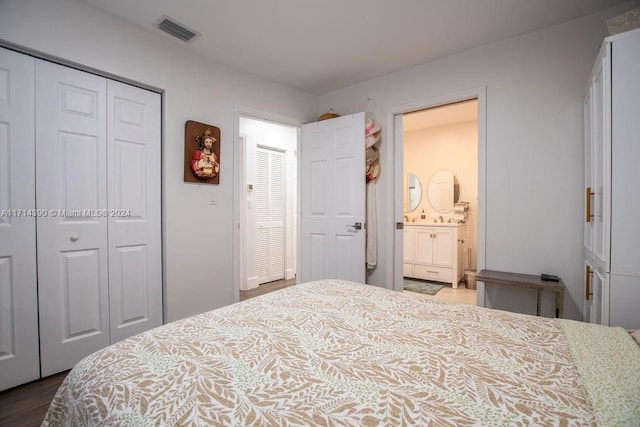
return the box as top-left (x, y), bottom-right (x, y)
top-left (346, 222), bottom-right (362, 230)
top-left (70, 233), bottom-right (79, 242)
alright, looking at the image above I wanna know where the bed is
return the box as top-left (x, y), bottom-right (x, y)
top-left (43, 280), bottom-right (640, 426)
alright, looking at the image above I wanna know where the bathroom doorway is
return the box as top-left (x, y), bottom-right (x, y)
top-left (403, 100), bottom-right (478, 278)
top-left (391, 88), bottom-right (487, 306)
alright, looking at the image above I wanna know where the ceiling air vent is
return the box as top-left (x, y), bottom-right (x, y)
top-left (156, 16), bottom-right (199, 42)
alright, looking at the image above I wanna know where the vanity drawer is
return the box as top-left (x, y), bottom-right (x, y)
top-left (414, 265), bottom-right (452, 282)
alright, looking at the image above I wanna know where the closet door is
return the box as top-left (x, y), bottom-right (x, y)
top-left (107, 80), bottom-right (162, 343)
top-left (255, 146), bottom-right (285, 285)
top-left (36, 60), bottom-right (110, 377)
top-left (0, 48), bottom-right (39, 391)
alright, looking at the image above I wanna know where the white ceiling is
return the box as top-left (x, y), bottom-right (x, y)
top-left (79, 0), bottom-right (627, 95)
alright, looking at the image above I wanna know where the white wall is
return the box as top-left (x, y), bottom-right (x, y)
top-left (318, 2), bottom-right (639, 320)
top-left (404, 120), bottom-right (478, 271)
top-left (0, 0), bottom-right (318, 322)
top-left (239, 117), bottom-right (298, 289)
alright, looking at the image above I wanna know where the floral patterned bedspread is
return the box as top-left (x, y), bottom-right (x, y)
top-left (43, 280), bottom-right (640, 426)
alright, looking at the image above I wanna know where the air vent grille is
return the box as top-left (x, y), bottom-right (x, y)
top-left (157, 17), bottom-right (199, 42)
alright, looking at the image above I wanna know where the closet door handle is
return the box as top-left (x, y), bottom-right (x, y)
top-left (585, 265), bottom-right (592, 300)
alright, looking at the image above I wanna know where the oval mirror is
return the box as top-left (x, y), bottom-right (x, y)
top-left (405, 172), bottom-right (422, 212)
top-left (427, 170), bottom-right (460, 213)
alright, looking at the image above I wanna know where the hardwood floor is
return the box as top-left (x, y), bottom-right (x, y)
top-left (0, 278), bottom-right (473, 425)
top-left (0, 371), bottom-right (68, 427)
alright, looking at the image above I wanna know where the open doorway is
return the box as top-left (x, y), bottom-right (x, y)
top-left (389, 87), bottom-right (486, 306)
top-left (402, 98), bottom-right (478, 289)
top-left (236, 116), bottom-right (299, 296)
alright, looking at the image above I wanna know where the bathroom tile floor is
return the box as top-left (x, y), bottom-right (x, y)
top-left (404, 284), bottom-right (477, 306)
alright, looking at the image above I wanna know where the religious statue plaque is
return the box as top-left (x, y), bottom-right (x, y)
top-left (184, 120), bottom-right (220, 184)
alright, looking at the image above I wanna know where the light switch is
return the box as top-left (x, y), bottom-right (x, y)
top-left (209, 192), bottom-right (217, 205)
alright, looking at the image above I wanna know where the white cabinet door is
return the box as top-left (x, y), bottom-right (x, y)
top-left (299, 114), bottom-right (366, 283)
top-left (402, 227), bottom-right (414, 276)
top-left (414, 228), bottom-right (434, 265)
top-left (590, 46), bottom-right (611, 267)
top-left (584, 261), bottom-right (606, 325)
top-left (610, 33), bottom-right (640, 276)
top-left (36, 60), bottom-right (110, 376)
top-left (0, 48), bottom-right (39, 391)
top-left (583, 87), bottom-right (593, 253)
top-left (107, 80), bottom-right (162, 344)
top-left (432, 228), bottom-right (454, 268)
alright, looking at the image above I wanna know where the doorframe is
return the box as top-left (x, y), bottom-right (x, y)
top-left (233, 106), bottom-right (302, 301)
top-left (386, 87), bottom-right (487, 306)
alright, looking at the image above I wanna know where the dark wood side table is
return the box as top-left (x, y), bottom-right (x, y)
top-left (476, 269), bottom-right (565, 318)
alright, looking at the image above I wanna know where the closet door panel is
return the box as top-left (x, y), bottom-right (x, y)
top-left (0, 48), bottom-right (39, 391)
top-left (36, 60), bottom-right (110, 377)
top-left (107, 80), bottom-right (162, 343)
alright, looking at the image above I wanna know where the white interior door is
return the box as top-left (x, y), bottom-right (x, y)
top-left (299, 113), bottom-right (366, 283)
top-left (0, 48), bottom-right (40, 391)
top-left (36, 60), bottom-right (110, 376)
top-left (255, 146), bottom-right (285, 284)
top-left (107, 80), bottom-right (162, 343)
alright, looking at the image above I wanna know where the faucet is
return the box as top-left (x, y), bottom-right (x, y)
top-left (403, 215), bottom-right (409, 223)
top-left (439, 215), bottom-right (444, 223)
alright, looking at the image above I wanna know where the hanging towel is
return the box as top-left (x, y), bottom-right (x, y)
top-left (366, 180), bottom-right (377, 269)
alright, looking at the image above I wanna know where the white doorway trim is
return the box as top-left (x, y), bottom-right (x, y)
top-left (386, 87), bottom-right (487, 307)
top-left (233, 106), bottom-right (303, 301)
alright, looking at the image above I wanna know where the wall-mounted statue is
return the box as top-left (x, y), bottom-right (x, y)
top-left (192, 129), bottom-right (220, 178)
top-left (184, 120), bottom-right (221, 184)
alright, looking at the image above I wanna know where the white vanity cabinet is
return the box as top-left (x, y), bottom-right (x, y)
top-left (583, 29), bottom-right (640, 329)
top-left (403, 223), bottom-right (466, 287)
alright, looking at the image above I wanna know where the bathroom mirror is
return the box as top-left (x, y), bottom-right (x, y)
top-left (427, 170), bottom-right (460, 213)
top-left (405, 172), bottom-right (422, 212)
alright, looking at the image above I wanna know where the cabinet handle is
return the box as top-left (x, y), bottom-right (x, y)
top-left (585, 187), bottom-right (594, 223)
top-left (585, 265), bottom-right (593, 300)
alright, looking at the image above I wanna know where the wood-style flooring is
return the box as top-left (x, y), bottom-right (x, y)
top-left (0, 277), bottom-right (474, 425)
top-left (0, 371), bottom-right (68, 427)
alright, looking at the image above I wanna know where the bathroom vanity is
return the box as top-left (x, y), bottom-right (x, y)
top-left (403, 223), bottom-right (466, 287)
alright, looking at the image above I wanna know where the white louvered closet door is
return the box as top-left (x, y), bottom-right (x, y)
top-left (255, 146), bottom-right (285, 284)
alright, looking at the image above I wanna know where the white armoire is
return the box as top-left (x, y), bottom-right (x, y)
top-left (583, 28), bottom-right (640, 329)
top-left (0, 47), bottom-right (162, 391)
